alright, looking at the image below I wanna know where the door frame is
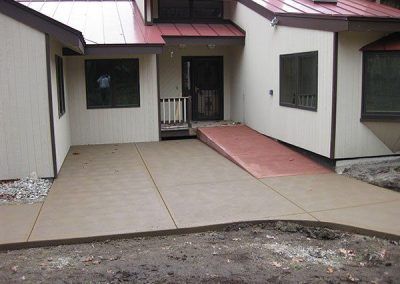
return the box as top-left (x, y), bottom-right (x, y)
top-left (182, 56), bottom-right (224, 121)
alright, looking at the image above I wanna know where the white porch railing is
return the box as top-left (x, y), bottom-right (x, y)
top-left (160, 97), bottom-right (192, 129)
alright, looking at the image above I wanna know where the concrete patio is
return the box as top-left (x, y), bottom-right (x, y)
top-left (1, 139), bottom-right (400, 247)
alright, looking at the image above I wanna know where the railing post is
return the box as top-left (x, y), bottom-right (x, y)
top-left (187, 96), bottom-right (192, 128)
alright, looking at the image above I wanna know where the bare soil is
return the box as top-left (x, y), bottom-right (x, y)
top-left (1, 222), bottom-right (399, 283)
top-left (341, 158), bottom-right (400, 192)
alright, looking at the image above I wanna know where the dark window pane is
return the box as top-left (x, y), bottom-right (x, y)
top-left (158, 0), bottom-right (223, 21)
top-left (159, 0), bottom-right (190, 19)
top-left (280, 51), bottom-right (318, 110)
top-left (364, 52), bottom-right (400, 114)
top-left (280, 55), bottom-right (297, 106)
top-left (298, 54), bottom-right (317, 109)
top-left (192, 0), bottom-right (223, 19)
top-left (381, 0), bottom-right (400, 9)
top-left (55, 55), bottom-right (66, 117)
top-left (85, 59), bottom-right (140, 109)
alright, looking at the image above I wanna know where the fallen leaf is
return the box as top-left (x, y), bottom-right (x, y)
top-left (272, 261), bottom-right (282, 268)
top-left (326, 267), bottom-right (334, 274)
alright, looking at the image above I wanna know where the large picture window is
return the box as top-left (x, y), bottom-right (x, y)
top-left (85, 59), bottom-right (140, 109)
top-left (55, 55), bottom-right (66, 117)
top-left (157, 0), bottom-right (223, 22)
top-left (280, 51), bottom-right (318, 111)
top-left (362, 52), bottom-right (400, 119)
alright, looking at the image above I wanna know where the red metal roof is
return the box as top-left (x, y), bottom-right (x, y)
top-left (19, 0), bottom-right (165, 45)
top-left (156, 23), bottom-right (245, 37)
top-left (250, 0), bottom-right (400, 18)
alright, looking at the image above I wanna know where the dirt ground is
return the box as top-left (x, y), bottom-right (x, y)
top-left (1, 222), bottom-right (399, 283)
top-left (340, 158), bottom-right (400, 192)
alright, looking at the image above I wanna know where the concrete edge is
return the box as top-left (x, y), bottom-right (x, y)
top-left (0, 220), bottom-right (399, 252)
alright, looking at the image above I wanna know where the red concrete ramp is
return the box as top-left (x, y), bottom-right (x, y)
top-left (197, 125), bottom-right (331, 179)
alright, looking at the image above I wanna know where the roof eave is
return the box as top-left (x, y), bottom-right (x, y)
top-left (84, 44), bottom-right (164, 56)
top-left (0, 0), bottom-right (85, 54)
top-left (238, 0), bottom-right (400, 33)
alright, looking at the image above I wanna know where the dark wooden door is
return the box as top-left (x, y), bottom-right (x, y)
top-left (182, 56), bottom-right (223, 121)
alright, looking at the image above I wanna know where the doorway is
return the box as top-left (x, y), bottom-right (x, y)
top-left (182, 56), bottom-right (223, 121)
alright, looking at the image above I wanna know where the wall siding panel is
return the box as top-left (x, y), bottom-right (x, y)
top-left (0, 13), bottom-right (53, 179)
top-left (230, 3), bottom-right (334, 157)
top-left (50, 38), bottom-right (71, 172)
top-left (67, 54), bottom-right (159, 145)
top-left (335, 31), bottom-right (395, 159)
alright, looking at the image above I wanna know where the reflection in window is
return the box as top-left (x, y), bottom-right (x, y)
top-left (280, 51), bottom-right (318, 111)
top-left (158, 0), bottom-right (223, 21)
top-left (85, 59), bottom-right (140, 109)
top-left (363, 52), bottom-right (400, 118)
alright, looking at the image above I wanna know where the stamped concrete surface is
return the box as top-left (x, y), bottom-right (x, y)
top-left (29, 144), bottom-right (175, 241)
top-left (0, 203), bottom-right (41, 244)
top-left (1, 139), bottom-right (400, 246)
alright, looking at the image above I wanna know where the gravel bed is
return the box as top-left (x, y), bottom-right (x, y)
top-left (0, 173), bottom-right (52, 205)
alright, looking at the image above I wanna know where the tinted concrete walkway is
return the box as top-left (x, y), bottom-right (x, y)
top-left (198, 125), bottom-right (331, 178)
top-left (1, 140), bottom-right (400, 247)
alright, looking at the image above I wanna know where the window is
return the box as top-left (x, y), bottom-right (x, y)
top-left (280, 51), bottom-right (318, 111)
top-left (362, 52), bottom-right (400, 119)
top-left (55, 55), bottom-right (66, 117)
top-left (157, 0), bottom-right (223, 22)
top-left (381, 0), bottom-right (400, 9)
top-left (85, 59), bottom-right (140, 109)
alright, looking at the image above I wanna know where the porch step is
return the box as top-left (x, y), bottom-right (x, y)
top-left (197, 125), bottom-right (331, 178)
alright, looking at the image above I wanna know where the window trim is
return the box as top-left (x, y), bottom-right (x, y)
top-left (279, 51), bottom-right (318, 112)
top-left (84, 58), bottom-right (141, 110)
top-left (361, 50), bottom-right (400, 121)
top-left (155, 0), bottom-right (224, 23)
top-left (55, 55), bottom-right (66, 118)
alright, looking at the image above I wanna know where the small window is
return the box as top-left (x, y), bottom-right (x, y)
top-left (85, 59), bottom-right (140, 109)
top-left (55, 55), bottom-right (66, 117)
top-left (157, 0), bottom-right (223, 22)
top-left (362, 51), bottom-right (400, 119)
top-left (280, 51), bottom-right (318, 111)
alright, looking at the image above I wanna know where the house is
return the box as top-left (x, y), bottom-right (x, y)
top-left (0, 0), bottom-right (399, 180)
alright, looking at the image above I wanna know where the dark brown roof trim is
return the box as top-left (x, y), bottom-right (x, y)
top-left (84, 44), bottom-right (164, 56)
top-left (163, 36), bottom-right (245, 45)
top-left (330, 32), bottom-right (338, 159)
top-left (237, 0), bottom-right (400, 32)
top-left (45, 34), bottom-right (58, 178)
top-left (0, 0), bottom-right (85, 53)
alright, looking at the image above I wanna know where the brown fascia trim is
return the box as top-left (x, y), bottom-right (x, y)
top-left (237, 0), bottom-right (400, 32)
top-left (330, 32), bottom-right (338, 159)
top-left (45, 34), bottom-right (58, 178)
top-left (156, 54), bottom-right (162, 141)
top-left (0, 0), bottom-right (85, 53)
top-left (163, 36), bottom-right (245, 45)
top-left (84, 44), bottom-right (164, 55)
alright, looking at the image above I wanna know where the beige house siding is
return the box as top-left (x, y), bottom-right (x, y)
top-left (158, 45), bottom-right (233, 120)
top-left (229, 2), bottom-right (334, 158)
top-left (66, 54), bottom-right (159, 145)
top-left (50, 38), bottom-right (71, 172)
top-left (335, 31), bottom-right (396, 159)
top-left (0, 13), bottom-right (53, 179)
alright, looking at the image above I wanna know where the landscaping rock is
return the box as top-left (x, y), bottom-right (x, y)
top-left (0, 173), bottom-right (52, 205)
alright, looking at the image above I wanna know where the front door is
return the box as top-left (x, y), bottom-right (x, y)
top-left (182, 57), bottom-right (223, 121)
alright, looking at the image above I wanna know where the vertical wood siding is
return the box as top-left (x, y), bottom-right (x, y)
top-left (0, 13), bottom-right (53, 179)
top-left (50, 38), bottom-right (71, 172)
top-left (67, 54), bottom-right (159, 145)
top-left (158, 45), bottom-right (232, 120)
top-left (335, 31), bottom-right (395, 159)
top-left (230, 2), bottom-right (334, 158)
